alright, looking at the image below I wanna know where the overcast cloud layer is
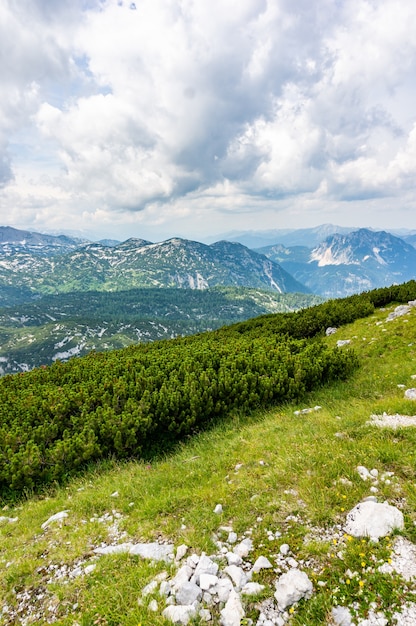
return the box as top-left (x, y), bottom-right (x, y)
top-left (1, 0), bottom-right (416, 241)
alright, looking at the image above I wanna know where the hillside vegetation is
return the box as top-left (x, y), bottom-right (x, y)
top-left (1, 281), bottom-right (416, 625)
top-left (1, 282), bottom-right (415, 500)
top-left (0, 287), bottom-right (322, 375)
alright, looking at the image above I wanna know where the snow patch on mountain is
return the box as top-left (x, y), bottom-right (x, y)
top-left (310, 245), bottom-right (356, 267)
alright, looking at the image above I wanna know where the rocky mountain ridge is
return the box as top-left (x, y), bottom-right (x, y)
top-left (258, 229), bottom-right (416, 298)
top-left (0, 232), bottom-right (309, 307)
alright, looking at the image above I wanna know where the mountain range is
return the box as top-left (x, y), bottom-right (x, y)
top-left (0, 229), bottom-right (309, 307)
top-left (1, 224), bottom-right (415, 303)
top-left (257, 228), bottom-right (416, 298)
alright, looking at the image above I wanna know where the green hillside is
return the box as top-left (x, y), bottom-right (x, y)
top-left (0, 287), bottom-right (322, 375)
top-left (1, 282), bottom-right (416, 624)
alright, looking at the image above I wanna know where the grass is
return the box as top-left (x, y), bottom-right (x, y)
top-left (1, 303), bottom-right (416, 624)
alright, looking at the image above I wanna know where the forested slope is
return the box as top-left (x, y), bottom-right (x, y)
top-left (1, 281), bottom-right (415, 501)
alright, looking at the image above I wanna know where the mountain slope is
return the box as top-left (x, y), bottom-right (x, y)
top-left (0, 287), bottom-right (321, 374)
top-left (2, 286), bottom-right (416, 624)
top-left (259, 229), bottom-right (416, 297)
top-left (0, 236), bottom-right (309, 305)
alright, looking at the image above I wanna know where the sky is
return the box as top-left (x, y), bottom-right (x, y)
top-left (1, 0), bottom-right (416, 243)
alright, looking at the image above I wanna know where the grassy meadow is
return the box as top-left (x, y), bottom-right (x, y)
top-left (1, 300), bottom-right (416, 624)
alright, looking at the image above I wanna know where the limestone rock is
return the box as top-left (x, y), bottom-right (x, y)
top-left (405, 388), bottom-right (416, 400)
top-left (332, 605), bottom-right (353, 625)
top-left (162, 604), bottom-right (197, 625)
top-left (220, 589), bottom-right (245, 626)
top-left (252, 556), bottom-right (273, 573)
top-left (345, 501), bottom-right (404, 539)
top-left (41, 510), bottom-right (69, 529)
top-left (175, 580), bottom-right (202, 605)
top-left (274, 568), bottom-right (313, 610)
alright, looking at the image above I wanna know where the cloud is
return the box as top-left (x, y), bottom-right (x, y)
top-left (2, 0), bottom-right (416, 238)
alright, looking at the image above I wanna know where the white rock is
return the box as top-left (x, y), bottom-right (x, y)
top-left (211, 577), bottom-right (233, 603)
top-left (128, 542), bottom-right (174, 561)
top-left (41, 510), bottom-right (70, 529)
top-left (84, 564), bottom-right (96, 575)
top-left (227, 531), bottom-right (238, 544)
top-left (241, 582), bottom-right (265, 595)
top-left (252, 556), bottom-right (273, 573)
top-left (171, 565), bottom-right (193, 589)
top-left (357, 465), bottom-right (371, 481)
top-left (199, 573), bottom-right (219, 590)
top-left (110, 491), bottom-right (119, 497)
top-left (337, 339), bottom-right (351, 347)
top-left (213, 504), bottom-right (223, 514)
top-left (345, 501), bottom-right (404, 539)
top-left (162, 605), bottom-right (197, 625)
top-left (274, 569), bottom-right (313, 610)
top-left (326, 327), bottom-right (337, 336)
top-left (142, 580), bottom-right (158, 596)
top-left (224, 565), bottom-right (247, 590)
top-left (233, 538), bottom-right (253, 558)
top-left (159, 580), bottom-right (172, 597)
top-left (193, 554), bottom-right (219, 583)
top-left (220, 589), bottom-right (245, 626)
top-left (94, 543), bottom-right (132, 555)
top-left (94, 542), bottom-right (174, 561)
top-left (199, 608), bottom-right (212, 622)
top-left (148, 599), bottom-right (158, 612)
top-left (386, 305), bottom-right (411, 321)
top-left (175, 544), bottom-right (188, 562)
top-left (332, 605), bottom-right (353, 625)
top-left (175, 581), bottom-right (202, 605)
top-left (226, 551), bottom-right (242, 566)
top-left (279, 543), bottom-right (290, 556)
top-left (405, 388), bottom-right (416, 400)
top-left (0, 516), bottom-right (18, 525)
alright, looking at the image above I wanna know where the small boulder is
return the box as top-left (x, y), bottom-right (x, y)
top-left (345, 501), bottom-right (404, 539)
top-left (220, 589), bottom-right (245, 626)
top-left (41, 510), bottom-right (69, 529)
top-left (405, 388), bottom-right (416, 400)
top-left (162, 605), bottom-right (196, 625)
top-left (274, 569), bottom-right (313, 610)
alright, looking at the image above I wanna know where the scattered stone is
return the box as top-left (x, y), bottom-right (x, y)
top-left (279, 544), bottom-right (290, 556)
top-left (368, 413), bottom-right (416, 428)
top-left (332, 605), bottom-right (353, 625)
top-left (337, 339), bottom-right (351, 347)
top-left (326, 327), bottom-right (337, 336)
top-left (345, 501), bottom-right (404, 539)
top-left (0, 516), bottom-right (18, 525)
top-left (175, 581), bottom-right (202, 605)
top-left (252, 556), bottom-right (273, 573)
top-left (356, 465), bottom-right (372, 481)
top-left (110, 491), bottom-right (119, 497)
top-left (224, 564), bottom-right (248, 590)
top-left (227, 531), bottom-right (238, 544)
top-left (274, 568), bottom-right (313, 610)
top-left (148, 599), bottom-right (158, 611)
top-left (213, 504), bottom-right (223, 514)
top-left (175, 544), bottom-right (188, 562)
top-left (94, 541), bottom-right (174, 561)
top-left (41, 510), bottom-right (69, 529)
top-left (405, 388), bottom-right (416, 400)
top-left (220, 589), bottom-right (245, 626)
top-left (162, 604), bottom-right (196, 625)
top-left (378, 536), bottom-right (416, 581)
top-left (241, 581), bottom-right (265, 595)
top-left (233, 538), bottom-right (253, 558)
top-left (386, 305), bottom-right (411, 321)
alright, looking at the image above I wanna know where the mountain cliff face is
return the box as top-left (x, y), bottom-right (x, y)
top-left (0, 230), bottom-right (309, 305)
top-left (259, 229), bottom-right (416, 298)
